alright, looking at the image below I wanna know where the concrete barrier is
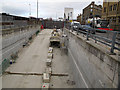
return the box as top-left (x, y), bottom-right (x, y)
top-left (65, 28), bottom-right (119, 88)
top-left (1, 25), bottom-right (40, 74)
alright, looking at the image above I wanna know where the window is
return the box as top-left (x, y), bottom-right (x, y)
top-left (90, 9), bottom-right (93, 12)
top-left (91, 5), bottom-right (93, 8)
top-left (113, 4), bottom-right (117, 11)
top-left (109, 5), bottom-right (113, 11)
top-left (104, 7), bottom-right (106, 12)
top-left (68, 13), bottom-right (69, 20)
top-left (119, 16), bottom-right (120, 23)
top-left (104, 0), bottom-right (107, 2)
top-left (113, 17), bottom-right (116, 22)
top-left (70, 12), bottom-right (72, 17)
top-left (68, 13), bottom-right (69, 17)
top-left (90, 13), bottom-right (92, 15)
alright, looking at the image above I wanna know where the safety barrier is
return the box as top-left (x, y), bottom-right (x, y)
top-left (65, 24), bottom-right (120, 54)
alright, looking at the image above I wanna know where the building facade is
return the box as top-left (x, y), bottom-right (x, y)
top-left (102, 0), bottom-right (120, 31)
top-left (64, 8), bottom-right (73, 21)
top-left (82, 1), bottom-right (102, 24)
top-left (77, 14), bottom-right (82, 24)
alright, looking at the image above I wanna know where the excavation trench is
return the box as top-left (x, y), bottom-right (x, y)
top-left (4, 71), bottom-right (68, 76)
top-left (2, 29), bottom-right (75, 88)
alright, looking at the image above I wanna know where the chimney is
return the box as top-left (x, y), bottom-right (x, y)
top-left (91, 1), bottom-right (95, 5)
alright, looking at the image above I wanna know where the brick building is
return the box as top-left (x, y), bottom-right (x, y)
top-left (77, 14), bottom-right (82, 24)
top-left (102, 0), bottom-right (120, 31)
top-left (82, 1), bottom-right (102, 24)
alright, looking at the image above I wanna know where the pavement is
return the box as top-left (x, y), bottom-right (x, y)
top-left (2, 29), bottom-right (75, 88)
top-left (51, 48), bottom-right (75, 88)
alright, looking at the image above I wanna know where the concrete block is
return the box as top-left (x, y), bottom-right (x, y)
top-left (43, 73), bottom-right (50, 83)
top-left (45, 67), bottom-right (52, 75)
top-left (48, 47), bottom-right (53, 53)
top-left (46, 59), bottom-right (52, 67)
top-left (41, 83), bottom-right (50, 90)
top-left (47, 53), bottom-right (53, 59)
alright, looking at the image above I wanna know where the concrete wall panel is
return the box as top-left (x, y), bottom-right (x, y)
top-left (2, 26), bottom-right (39, 62)
top-left (65, 29), bottom-right (118, 88)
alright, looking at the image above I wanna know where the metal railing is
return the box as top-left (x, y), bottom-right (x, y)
top-left (65, 24), bottom-right (120, 54)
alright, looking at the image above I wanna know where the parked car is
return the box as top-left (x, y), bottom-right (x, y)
top-left (81, 25), bottom-right (96, 34)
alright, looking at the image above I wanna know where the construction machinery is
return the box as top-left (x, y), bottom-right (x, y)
top-left (50, 29), bottom-right (61, 47)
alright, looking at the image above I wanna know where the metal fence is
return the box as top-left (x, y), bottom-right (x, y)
top-left (65, 23), bottom-right (120, 54)
top-left (42, 21), bottom-right (64, 29)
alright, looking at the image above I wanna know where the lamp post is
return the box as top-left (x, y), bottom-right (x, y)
top-left (37, 0), bottom-right (38, 24)
top-left (37, 0), bottom-right (38, 19)
top-left (29, 3), bottom-right (31, 26)
top-left (115, 0), bottom-right (119, 31)
top-left (92, 2), bottom-right (95, 34)
top-left (29, 3), bottom-right (31, 17)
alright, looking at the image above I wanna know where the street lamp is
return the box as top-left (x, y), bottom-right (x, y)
top-left (37, 0), bottom-right (38, 24)
top-left (37, 0), bottom-right (38, 19)
top-left (29, 3), bottom-right (31, 17)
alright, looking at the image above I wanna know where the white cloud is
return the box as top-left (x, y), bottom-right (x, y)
top-left (1, 0), bottom-right (103, 19)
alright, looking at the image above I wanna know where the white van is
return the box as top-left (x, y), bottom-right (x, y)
top-left (71, 21), bottom-right (82, 31)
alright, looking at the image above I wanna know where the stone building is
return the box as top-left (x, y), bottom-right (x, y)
top-left (102, 0), bottom-right (120, 31)
top-left (64, 8), bottom-right (73, 21)
top-left (82, 1), bottom-right (102, 24)
top-left (77, 14), bottom-right (82, 24)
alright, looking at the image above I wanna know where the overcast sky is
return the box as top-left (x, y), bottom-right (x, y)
top-left (1, 0), bottom-right (103, 19)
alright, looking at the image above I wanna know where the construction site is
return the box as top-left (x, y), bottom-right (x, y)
top-left (2, 28), bottom-right (77, 88)
top-left (0, 8), bottom-right (120, 89)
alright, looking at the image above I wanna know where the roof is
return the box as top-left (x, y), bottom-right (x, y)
top-left (0, 13), bottom-right (29, 20)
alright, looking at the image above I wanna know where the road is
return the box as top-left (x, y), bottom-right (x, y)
top-left (2, 29), bottom-right (75, 88)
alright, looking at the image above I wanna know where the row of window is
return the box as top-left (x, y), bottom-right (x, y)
top-left (104, 4), bottom-right (118, 12)
top-left (108, 16), bottom-right (120, 23)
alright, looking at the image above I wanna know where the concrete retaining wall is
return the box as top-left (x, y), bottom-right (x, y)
top-left (0, 25), bottom-right (40, 74)
top-left (2, 26), bottom-right (40, 60)
top-left (65, 29), bottom-right (119, 88)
